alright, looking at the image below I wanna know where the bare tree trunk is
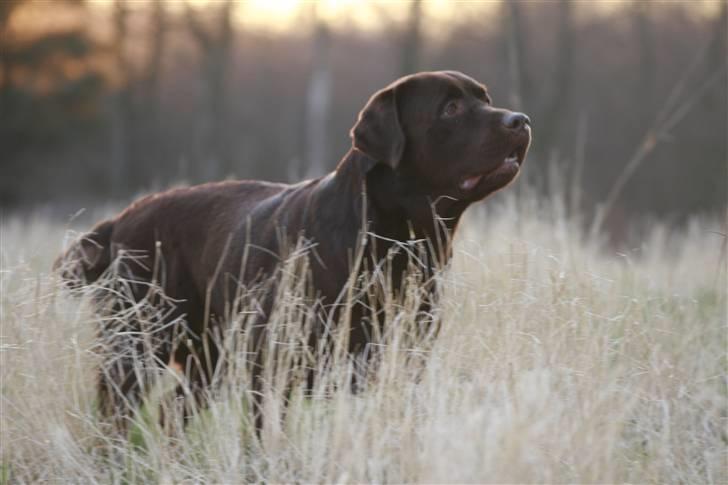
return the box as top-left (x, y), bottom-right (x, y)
top-left (304, 12), bottom-right (332, 179)
top-left (0, 0), bottom-right (19, 117)
top-left (140, 0), bottom-right (166, 182)
top-left (185, 0), bottom-right (234, 181)
top-left (501, 0), bottom-right (574, 195)
top-left (0, 38), bottom-right (12, 120)
top-left (110, 0), bottom-right (133, 196)
top-left (211, 0), bottom-right (233, 177)
top-left (400, 0), bottom-right (422, 76)
top-left (504, 1), bottom-right (531, 111)
top-left (144, 0), bottom-right (165, 103)
top-left (633, 1), bottom-right (656, 119)
top-left (503, 1), bottom-right (574, 157)
top-left (536, 0), bottom-right (574, 156)
top-left (705, 2), bottom-right (727, 83)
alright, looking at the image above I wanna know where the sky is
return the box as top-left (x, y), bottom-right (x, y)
top-left (156, 0), bottom-right (500, 31)
top-left (9, 0), bottom-right (724, 42)
top-left (168, 0), bottom-right (724, 31)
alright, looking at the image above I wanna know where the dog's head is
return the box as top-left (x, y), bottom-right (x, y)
top-left (351, 70), bottom-right (531, 201)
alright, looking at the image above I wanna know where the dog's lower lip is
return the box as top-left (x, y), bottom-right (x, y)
top-left (461, 153), bottom-right (521, 191)
top-left (459, 174), bottom-right (483, 191)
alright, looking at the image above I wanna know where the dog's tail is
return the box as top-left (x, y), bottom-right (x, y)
top-left (54, 219), bottom-right (115, 289)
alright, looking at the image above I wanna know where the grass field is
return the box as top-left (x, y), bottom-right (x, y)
top-left (1, 190), bottom-right (726, 484)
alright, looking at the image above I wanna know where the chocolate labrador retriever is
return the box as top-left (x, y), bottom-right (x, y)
top-left (55, 70), bottom-right (531, 427)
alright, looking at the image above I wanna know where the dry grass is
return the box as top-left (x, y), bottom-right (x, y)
top-left (1, 191), bottom-right (726, 484)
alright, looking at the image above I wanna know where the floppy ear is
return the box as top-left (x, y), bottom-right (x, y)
top-left (350, 86), bottom-right (405, 171)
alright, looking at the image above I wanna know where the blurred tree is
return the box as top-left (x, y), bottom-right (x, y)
top-left (142, 0), bottom-right (166, 115)
top-left (0, 0), bottom-right (106, 206)
top-left (503, 0), bottom-right (530, 111)
top-left (400, 0), bottom-right (422, 76)
top-left (633, 0), bottom-right (656, 118)
top-left (0, 0), bottom-right (723, 234)
top-left (503, 0), bottom-right (574, 162)
top-left (109, 0), bottom-right (134, 196)
top-left (538, 0), bottom-right (574, 159)
top-left (0, 0), bottom-right (22, 113)
top-left (185, 0), bottom-right (234, 181)
top-left (303, 5), bottom-right (332, 179)
top-left (139, 0), bottom-right (167, 184)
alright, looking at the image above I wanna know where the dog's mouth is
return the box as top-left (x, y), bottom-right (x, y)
top-left (459, 148), bottom-right (523, 192)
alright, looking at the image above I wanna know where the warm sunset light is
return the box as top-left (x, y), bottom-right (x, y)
top-left (77, 0), bottom-right (723, 36)
top-left (173, 0), bottom-right (500, 33)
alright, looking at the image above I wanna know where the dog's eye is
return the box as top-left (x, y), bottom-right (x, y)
top-left (442, 100), bottom-right (461, 118)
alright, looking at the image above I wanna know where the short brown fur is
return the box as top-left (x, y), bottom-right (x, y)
top-left (55, 71), bottom-right (531, 429)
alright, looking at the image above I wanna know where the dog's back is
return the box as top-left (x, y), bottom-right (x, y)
top-left (55, 180), bottom-right (287, 291)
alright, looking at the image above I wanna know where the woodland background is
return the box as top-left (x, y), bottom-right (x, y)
top-left (1, 0), bottom-right (726, 240)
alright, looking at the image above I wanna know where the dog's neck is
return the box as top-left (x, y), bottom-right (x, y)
top-left (333, 148), bottom-right (470, 265)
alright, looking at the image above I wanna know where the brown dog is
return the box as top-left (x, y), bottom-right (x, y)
top-left (55, 70), bottom-right (531, 427)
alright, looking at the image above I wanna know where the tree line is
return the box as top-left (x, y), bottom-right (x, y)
top-left (1, 0), bottom-right (725, 233)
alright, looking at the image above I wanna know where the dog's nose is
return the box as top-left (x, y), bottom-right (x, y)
top-left (503, 112), bottom-right (531, 131)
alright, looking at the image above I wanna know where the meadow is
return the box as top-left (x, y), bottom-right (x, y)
top-left (1, 188), bottom-right (726, 483)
